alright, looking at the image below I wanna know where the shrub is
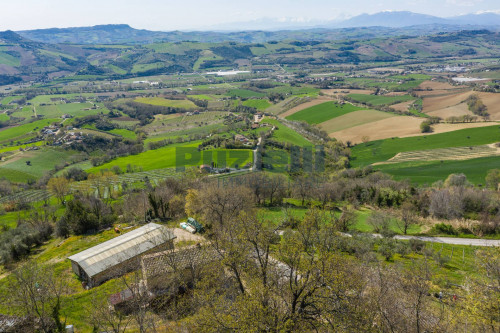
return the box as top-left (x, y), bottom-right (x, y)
top-left (409, 239), bottom-right (425, 253)
top-left (431, 223), bottom-right (457, 235)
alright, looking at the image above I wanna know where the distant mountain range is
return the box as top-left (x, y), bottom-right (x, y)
top-left (338, 11), bottom-right (500, 28)
top-left (10, 11), bottom-right (500, 45)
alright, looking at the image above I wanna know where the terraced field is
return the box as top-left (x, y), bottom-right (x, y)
top-left (0, 189), bottom-right (51, 204)
top-left (379, 144), bottom-right (500, 164)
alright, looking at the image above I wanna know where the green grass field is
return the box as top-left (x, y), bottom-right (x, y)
top-left (262, 118), bottom-right (310, 147)
top-left (347, 94), bottom-right (415, 106)
top-left (0, 149), bottom-right (77, 182)
top-left (135, 97), bottom-right (197, 110)
top-left (227, 89), bottom-right (266, 98)
top-left (108, 128), bottom-right (137, 139)
top-left (0, 51), bottom-right (20, 67)
top-left (242, 99), bottom-right (271, 110)
top-left (0, 118), bottom-right (58, 144)
top-left (286, 102), bottom-right (365, 125)
top-left (351, 125), bottom-right (500, 167)
top-left (375, 156), bottom-right (500, 185)
top-left (88, 141), bottom-right (253, 174)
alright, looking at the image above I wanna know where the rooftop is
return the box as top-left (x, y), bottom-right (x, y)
top-left (68, 223), bottom-right (176, 278)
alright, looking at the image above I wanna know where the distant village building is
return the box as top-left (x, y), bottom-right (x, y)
top-left (68, 223), bottom-right (176, 288)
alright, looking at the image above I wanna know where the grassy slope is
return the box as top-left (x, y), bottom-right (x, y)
top-left (0, 118), bottom-right (58, 143)
top-left (350, 125), bottom-right (500, 167)
top-left (286, 102), bottom-right (364, 124)
top-left (88, 141), bottom-right (253, 173)
top-left (376, 156), bottom-right (500, 185)
top-left (0, 149), bottom-right (77, 182)
top-left (262, 118), bottom-right (310, 147)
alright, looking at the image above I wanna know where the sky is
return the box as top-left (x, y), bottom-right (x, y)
top-left (0, 0), bottom-right (498, 31)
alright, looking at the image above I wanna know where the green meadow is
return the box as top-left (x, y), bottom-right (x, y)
top-left (88, 141), bottom-right (253, 173)
top-left (242, 99), bottom-right (271, 110)
top-left (286, 101), bottom-right (364, 124)
top-left (0, 149), bottom-right (77, 183)
top-left (262, 118), bottom-right (310, 147)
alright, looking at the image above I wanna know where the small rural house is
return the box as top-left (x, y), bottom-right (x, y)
top-left (68, 223), bottom-right (176, 288)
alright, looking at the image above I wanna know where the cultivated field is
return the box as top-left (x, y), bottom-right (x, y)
top-left (351, 125), bottom-right (500, 167)
top-left (285, 101), bottom-right (364, 124)
top-left (320, 109), bottom-right (395, 134)
top-left (135, 97), bottom-right (197, 109)
top-left (279, 96), bottom-right (334, 117)
top-left (329, 116), bottom-right (423, 144)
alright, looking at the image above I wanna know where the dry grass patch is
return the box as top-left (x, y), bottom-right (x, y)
top-left (329, 116), bottom-right (423, 144)
top-left (320, 110), bottom-right (395, 133)
top-left (419, 80), bottom-right (457, 91)
top-left (476, 92), bottom-right (500, 120)
top-left (391, 100), bottom-right (415, 112)
top-left (426, 102), bottom-right (474, 119)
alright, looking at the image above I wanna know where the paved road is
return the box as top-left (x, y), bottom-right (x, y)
top-left (393, 235), bottom-right (500, 247)
top-left (329, 232), bottom-right (499, 247)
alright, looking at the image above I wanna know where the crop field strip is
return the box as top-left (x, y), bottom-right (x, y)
top-left (380, 144), bottom-right (500, 164)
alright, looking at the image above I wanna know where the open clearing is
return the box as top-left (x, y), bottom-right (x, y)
top-left (319, 109), bottom-right (395, 133)
top-left (377, 144), bottom-right (500, 164)
top-left (329, 116), bottom-right (423, 144)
